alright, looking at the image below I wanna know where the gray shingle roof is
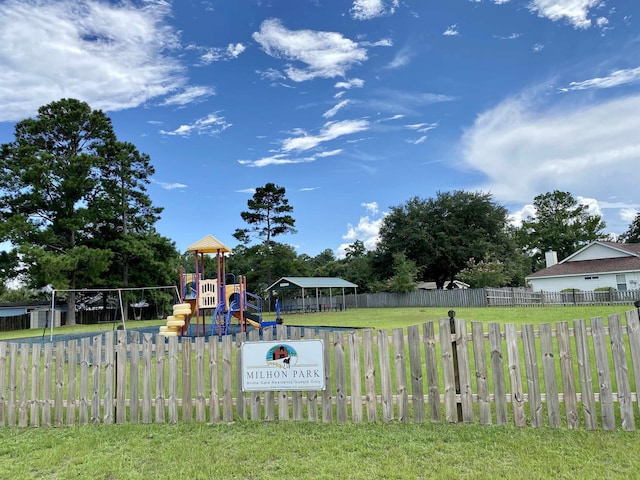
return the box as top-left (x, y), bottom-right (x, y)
top-left (267, 277), bottom-right (358, 290)
top-left (528, 256), bottom-right (640, 278)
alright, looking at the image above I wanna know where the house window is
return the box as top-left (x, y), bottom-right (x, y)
top-left (616, 274), bottom-right (627, 292)
top-left (584, 276), bottom-right (599, 280)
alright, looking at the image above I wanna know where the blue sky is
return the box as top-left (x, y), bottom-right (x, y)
top-left (1, 0), bottom-right (639, 258)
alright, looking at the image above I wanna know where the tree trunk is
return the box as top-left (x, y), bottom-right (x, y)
top-left (66, 291), bottom-right (77, 325)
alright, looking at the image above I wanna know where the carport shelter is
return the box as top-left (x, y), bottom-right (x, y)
top-left (267, 277), bottom-right (358, 313)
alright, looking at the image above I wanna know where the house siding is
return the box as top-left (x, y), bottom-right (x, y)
top-left (571, 243), bottom-right (629, 261)
top-left (528, 271), bottom-right (640, 292)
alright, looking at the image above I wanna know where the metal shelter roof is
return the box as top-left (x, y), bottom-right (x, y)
top-left (267, 277), bottom-right (358, 291)
top-left (187, 234), bottom-right (232, 254)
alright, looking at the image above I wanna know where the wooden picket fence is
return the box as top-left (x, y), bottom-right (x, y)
top-left (2, 309), bottom-right (640, 430)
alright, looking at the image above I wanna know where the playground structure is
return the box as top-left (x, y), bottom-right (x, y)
top-left (172, 234), bottom-right (276, 337)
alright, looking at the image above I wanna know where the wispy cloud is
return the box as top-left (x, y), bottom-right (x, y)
top-left (385, 45), bottom-right (415, 69)
top-left (253, 19), bottom-right (368, 82)
top-left (443, 24), bottom-right (460, 36)
top-left (238, 149), bottom-right (342, 167)
top-left (405, 122), bottom-right (438, 133)
top-left (0, 0), bottom-right (184, 121)
top-left (161, 86), bottom-right (216, 106)
top-left (281, 119), bottom-right (370, 152)
top-left (195, 42), bottom-right (246, 65)
top-left (152, 179), bottom-right (188, 190)
top-left (159, 112), bottom-right (231, 136)
top-left (528, 0), bottom-right (602, 29)
top-left (335, 78), bottom-right (365, 89)
top-left (323, 100), bottom-right (351, 119)
top-left (350, 0), bottom-right (399, 20)
top-left (559, 66), bottom-right (640, 92)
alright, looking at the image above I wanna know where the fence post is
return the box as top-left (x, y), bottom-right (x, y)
top-left (448, 310), bottom-right (462, 422)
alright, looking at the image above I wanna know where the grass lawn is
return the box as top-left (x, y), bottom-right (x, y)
top-left (1, 305), bottom-right (639, 479)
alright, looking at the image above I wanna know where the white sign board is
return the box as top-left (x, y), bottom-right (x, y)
top-left (241, 339), bottom-right (325, 392)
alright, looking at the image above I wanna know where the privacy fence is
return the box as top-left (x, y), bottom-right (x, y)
top-left (309, 287), bottom-right (640, 310)
top-left (2, 309), bottom-right (640, 430)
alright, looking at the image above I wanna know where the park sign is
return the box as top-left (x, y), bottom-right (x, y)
top-left (241, 339), bottom-right (325, 392)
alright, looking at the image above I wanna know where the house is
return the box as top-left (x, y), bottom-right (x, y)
top-left (526, 241), bottom-right (640, 292)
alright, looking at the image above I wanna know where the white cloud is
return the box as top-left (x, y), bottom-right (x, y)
top-left (281, 119), bottom-right (369, 152)
top-left (238, 148), bottom-right (342, 168)
top-left (0, 0), bottom-right (184, 122)
top-left (161, 86), bottom-right (215, 106)
top-left (461, 91), bottom-right (640, 234)
top-left (336, 205), bottom-right (385, 258)
top-left (197, 42), bottom-right (246, 65)
top-left (323, 100), bottom-right (351, 119)
top-left (559, 66), bottom-right (640, 92)
top-left (528, 0), bottom-right (601, 29)
top-left (350, 0), bottom-right (399, 20)
top-left (386, 45), bottom-right (415, 69)
top-left (152, 179), bottom-right (188, 190)
top-left (405, 122), bottom-right (438, 133)
top-left (620, 208), bottom-right (638, 223)
top-left (335, 78), bottom-right (365, 89)
top-left (409, 135), bottom-right (427, 145)
top-left (443, 25), bottom-right (460, 36)
top-left (160, 112), bottom-right (231, 136)
top-left (252, 19), bottom-right (368, 82)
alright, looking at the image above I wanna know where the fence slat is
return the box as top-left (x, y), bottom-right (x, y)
top-left (91, 335), bottom-right (101, 425)
top-left (30, 343), bottom-right (41, 427)
top-left (182, 337), bottom-right (192, 422)
top-left (423, 322), bottom-right (440, 422)
top-left (573, 319), bottom-right (597, 430)
top-left (222, 335), bottom-right (233, 422)
top-left (103, 332), bottom-right (114, 425)
top-left (505, 324), bottom-right (526, 427)
top-left (7, 344), bottom-right (17, 427)
top-left (522, 324), bottom-right (542, 428)
top-left (592, 317), bottom-right (615, 430)
top-left (195, 337), bottom-right (206, 423)
top-left (608, 314), bottom-right (635, 431)
top-left (19, 344), bottom-right (29, 427)
top-left (471, 322), bottom-right (491, 425)
top-left (142, 334), bottom-right (153, 424)
top-left (334, 331), bottom-right (348, 423)
top-left (362, 329), bottom-right (378, 423)
top-left (392, 328), bottom-right (409, 423)
top-left (488, 323), bottom-right (507, 425)
top-left (347, 331), bottom-right (363, 423)
top-left (168, 336), bottom-right (179, 424)
top-left (539, 323), bottom-right (560, 428)
top-left (377, 329), bottom-right (393, 422)
top-left (235, 332), bottom-right (246, 421)
top-left (54, 341), bottom-right (64, 427)
top-left (0, 342), bottom-right (6, 427)
top-left (116, 331), bottom-right (127, 424)
top-left (557, 322), bottom-right (579, 429)
top-left (79, 338), bottom-right (89, 426)
top-left (407, 325), bottom-right (425, 423)
top-left (304, 328), bottom-right (319, 422)
top-left (155, 334), bottom-right (166, 424)
top-left (129, 332), bottom-right (140, 424)
top-left (625, 309), bottom-right (640, 418)
top-left (456, 320), bottom-right (474, 423)
top-left (208, 336), bottom-right (220, 423)
top-left (319, 329), bottom-right (332, 423)
top-left (65, 340), bottom-right (77, 426)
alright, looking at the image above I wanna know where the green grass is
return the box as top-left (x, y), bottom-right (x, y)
top-left (1, 422), bottom-right (639, 479)
top-left (1, 305), bottom-right (639, 479)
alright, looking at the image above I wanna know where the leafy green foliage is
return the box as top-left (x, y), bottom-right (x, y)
top-left (0, 99), bottom-right (178, 323)
top-left (516, 190), bottom-right (606, 269)
top-left (376, 190), bottom-right (511, 288)
top-left (457, 257), bottom-right (511, 288)
top-left (388, 252), bottom-right (418, 292)
top-left (233, 182), bottom-right (296, 246)
top-left (620, 212), bottom-right (640, 243)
